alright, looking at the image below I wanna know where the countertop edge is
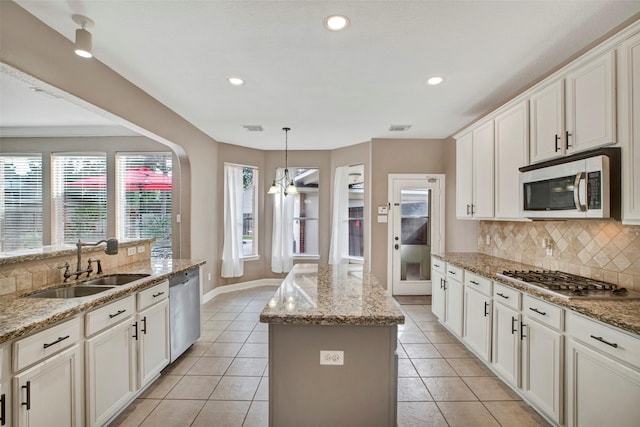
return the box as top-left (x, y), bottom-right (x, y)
top-left (0, 259), bottom-right (206, 344)
top-left (432, 252), bottom-right (640, 336)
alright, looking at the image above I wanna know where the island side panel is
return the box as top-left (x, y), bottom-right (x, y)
top-left (268, 323), bottom-right (398, 427)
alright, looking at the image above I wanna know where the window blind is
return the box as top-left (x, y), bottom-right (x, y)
top-left (52, 154), bottom-right (107, 245)
top-left (0, 155), bottom-right (43, 250)
top-left (116, 153), bottom-right (172, 258)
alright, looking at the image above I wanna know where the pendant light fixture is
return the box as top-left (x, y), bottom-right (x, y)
top-left (72, 14), bottom-right (94, 58)
top-left (268, 127), bottom-right (298, 196)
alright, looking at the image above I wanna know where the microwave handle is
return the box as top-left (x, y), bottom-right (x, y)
top-left (574, 172), bottom-right (587, 212)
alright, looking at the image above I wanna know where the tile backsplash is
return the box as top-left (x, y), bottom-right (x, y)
top-left (479, 220), bottom-right (640, 291)
top-left (0, 240), bottom-right (153, 296)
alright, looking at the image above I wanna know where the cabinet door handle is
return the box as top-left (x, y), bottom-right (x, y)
top-left (109, 309), bottom-right (126, 319)
top-left (520, 322), bottom-right (527, 341)
top-left (141, 316), bottom-right (147, 335)
top-left (433, 263), bottom-right (440, 269)
top-left (43, 335), bottom-right (70, 349)
top-left (566, 131), bottom-right (572, 149)
top-left (442, 279), bottom-right (447, 291)
top-left (152, 291), bottom-right (165, 298)
top-left (469, 280), bottom-right (479, 286)
top-left (511, 317), bottom-right (517, 335)
top-left (132, 322), bottom-right (138, 340)
top-left (448, 270), bottom-right (456, 276)
top-left (483, 301), bottom-right (489, 317)
top-left (528, 307), bottom-right (547, 316)
top-left (590, 335), bottom-right (618, 348)
top-left (21, 381), bottom-right (31, 410)
top-left (471, 204), bottom-right (475, 215)
top-left (554, 134), bottom-right (561, 152)
top-left (496, 292), bottom-right (509, 299)
top-left (466, 204), bottom-right (471, 215)
top-left (1, 392), bottom-right (6, 425)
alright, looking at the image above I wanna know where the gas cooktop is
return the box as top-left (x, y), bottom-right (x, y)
top-left (496, 270), bottom-right (640, 300)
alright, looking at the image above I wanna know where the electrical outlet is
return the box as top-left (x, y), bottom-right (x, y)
top-left (137, 245), bottom-right (145, 253)
top-left (320, 350), bottom-right (344, 366)
top-left (485, 235), bottom-right (491, 245)
top-left (127, 247), bottom-right (136, 256)
top-left (208, 273), bottom-right (212, 281)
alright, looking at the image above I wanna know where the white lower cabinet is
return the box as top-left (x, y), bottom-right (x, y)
top-left (1, 343), bottom-right (11, 427)
top-left (565, 312), bottom-right (640, 427)
top-left (431, 259), bottom-right (446, 320)
top-left (462, 273), bottom-right (492, 362)
top-left (137, 290), bottom-right (170, 388)
top-left (85, 296), bottom-right (137, 427)
top-left (14, 345), bottom-right (83, 427)
top-left (491, 300), bottom-right (520, 387)
top-left (521, 316), bottom-right (563, 425)
top-left (444, 266), bottom-right (464, 336)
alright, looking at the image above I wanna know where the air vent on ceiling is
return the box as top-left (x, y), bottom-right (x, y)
top-left (242, 125), bottom-right (264, 132)
top-left (388, 124), bottom-right (411, 132)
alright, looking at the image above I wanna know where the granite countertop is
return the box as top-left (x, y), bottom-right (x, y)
top-left (433, 252), bottom-right (640, 336)
top-left (259, 264), bottom-right (405, 326)
top-left (0, 258), bottom-right (205, 344)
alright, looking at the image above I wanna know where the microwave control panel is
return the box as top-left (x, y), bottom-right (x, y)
top-left (587, 171), bottom-right (602, 210)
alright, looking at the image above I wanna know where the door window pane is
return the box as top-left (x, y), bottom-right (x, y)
top-left (400, 188), bottom-right (431, 281)
top-left (292, 168), bottom-right (319, 256)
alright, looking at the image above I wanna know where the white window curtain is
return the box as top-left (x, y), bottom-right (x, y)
top-left (271, 168), bottom-right (295, 273)
top-left (328, 165), bottom-right (350, 264)
top-left (221, 164), bottom-right (244, 278)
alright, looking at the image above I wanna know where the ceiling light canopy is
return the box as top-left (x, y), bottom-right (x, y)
top-left (72, 14), bottom-right (94, 58)
top-left (324, 15), bottom-right (350, 31)
top-left (268, 127), bottom-right (298, 196)
top-left (427, 76), bottom-right (444, 86)
top-left (228, 77), bottom-right (245, 86)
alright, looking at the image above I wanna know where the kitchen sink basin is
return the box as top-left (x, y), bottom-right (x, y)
top-left (82, 274), bottom-right (150, 286)
top-left (27, 285), bottom-right (115, 298)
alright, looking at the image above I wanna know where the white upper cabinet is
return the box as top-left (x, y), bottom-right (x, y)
top-left (494, 101), bottom-right (529, 219)
top-left (618, 31), bottom-right (640, 225)
top-left (565, 51), bottom-right (617, 154)
top-left (456, 121), bottom-right (494, 219)
top-left (456, 131), bottom-right (474, 218)
top-left (530, 80), bottom-right (565, 163)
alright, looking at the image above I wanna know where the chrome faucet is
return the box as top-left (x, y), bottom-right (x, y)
top-left (73, 238), bottom-right (118, 279)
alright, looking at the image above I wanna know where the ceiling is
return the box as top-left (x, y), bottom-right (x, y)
top-left (3, 1), bottom-right (640, 150)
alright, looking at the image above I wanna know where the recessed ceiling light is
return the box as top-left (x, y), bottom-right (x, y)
top-left (324, 15), bottom-right (350, 31)
top-left (228, 77), bottom-right (245, 86)
top-left (427, 76), bottom-right (444, 86)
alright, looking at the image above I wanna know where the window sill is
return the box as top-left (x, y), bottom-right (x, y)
top-left (242, 255), bottom-right (261, 262)
top-left (293, 255), bottom-right (320, 261)
top-left (348, 257), bottom-right (365, 264)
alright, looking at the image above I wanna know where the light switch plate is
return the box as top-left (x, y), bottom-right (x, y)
top-left (137, 245), bottom-right (145, 253)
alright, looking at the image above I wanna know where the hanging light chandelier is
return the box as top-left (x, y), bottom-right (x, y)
top-left (268, 127), bottom-right (298, 196)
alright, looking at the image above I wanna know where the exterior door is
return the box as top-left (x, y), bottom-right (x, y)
top-left (389, 175), bottom-right (445, 295)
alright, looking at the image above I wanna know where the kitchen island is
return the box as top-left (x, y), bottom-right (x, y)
top-left (260, 264), bottom-right (404, 427)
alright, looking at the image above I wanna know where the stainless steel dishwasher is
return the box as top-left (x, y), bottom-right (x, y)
top-left (169, 268), bottom-right (201, 363)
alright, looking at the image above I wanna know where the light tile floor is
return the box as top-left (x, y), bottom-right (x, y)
top-left (111, 286), bottom-right (550, 427)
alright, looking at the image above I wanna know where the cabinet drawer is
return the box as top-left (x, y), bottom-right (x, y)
top-left (566, 311), bottom-right (640, 368)
top-left (13, 316), bottom-right (82, 372)
top-left (464, 272), bottom-right (492, 297)
top-left (137, 281), bottom-right (169, 311)
top-left (431, 258), bottom-right (446, 275)
top-left (493, 282), bottom-right (521, 310)
top-left (446, 265), bottom-right (464, 283)
top-left (86, 295), bottom-right (135, 337)
top-left (523, 295), bottom-right (564, 331)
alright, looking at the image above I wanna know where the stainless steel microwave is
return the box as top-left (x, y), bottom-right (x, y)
top-left (519, 148), bottom-right (621, 220)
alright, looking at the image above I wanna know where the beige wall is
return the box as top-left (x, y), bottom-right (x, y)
top-left (369, 138), bottom-right (479, 288)
top-left (1, 1), bottom-right (218, 291)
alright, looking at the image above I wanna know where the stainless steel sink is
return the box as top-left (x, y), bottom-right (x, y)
top-left (83, 274), bottom-right (150, 286)
top-left (27, 285), bottom-right (115, 298)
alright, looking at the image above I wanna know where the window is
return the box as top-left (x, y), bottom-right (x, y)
top-left (116, 153), bottom-right (172, 258)
top-left (241, 166), bottom-right (259, 257)
top-left (292, 168), bottom-right (319, 256)
top-left (52, 154), bottom-right (107, 244)
top-left (0, 155), bottom-right (43, 250)
top-left (348, 166), bottom-right (364, 258)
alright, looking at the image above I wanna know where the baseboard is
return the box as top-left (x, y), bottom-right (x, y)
top-left (202, 278), bottom-right (281, 303)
